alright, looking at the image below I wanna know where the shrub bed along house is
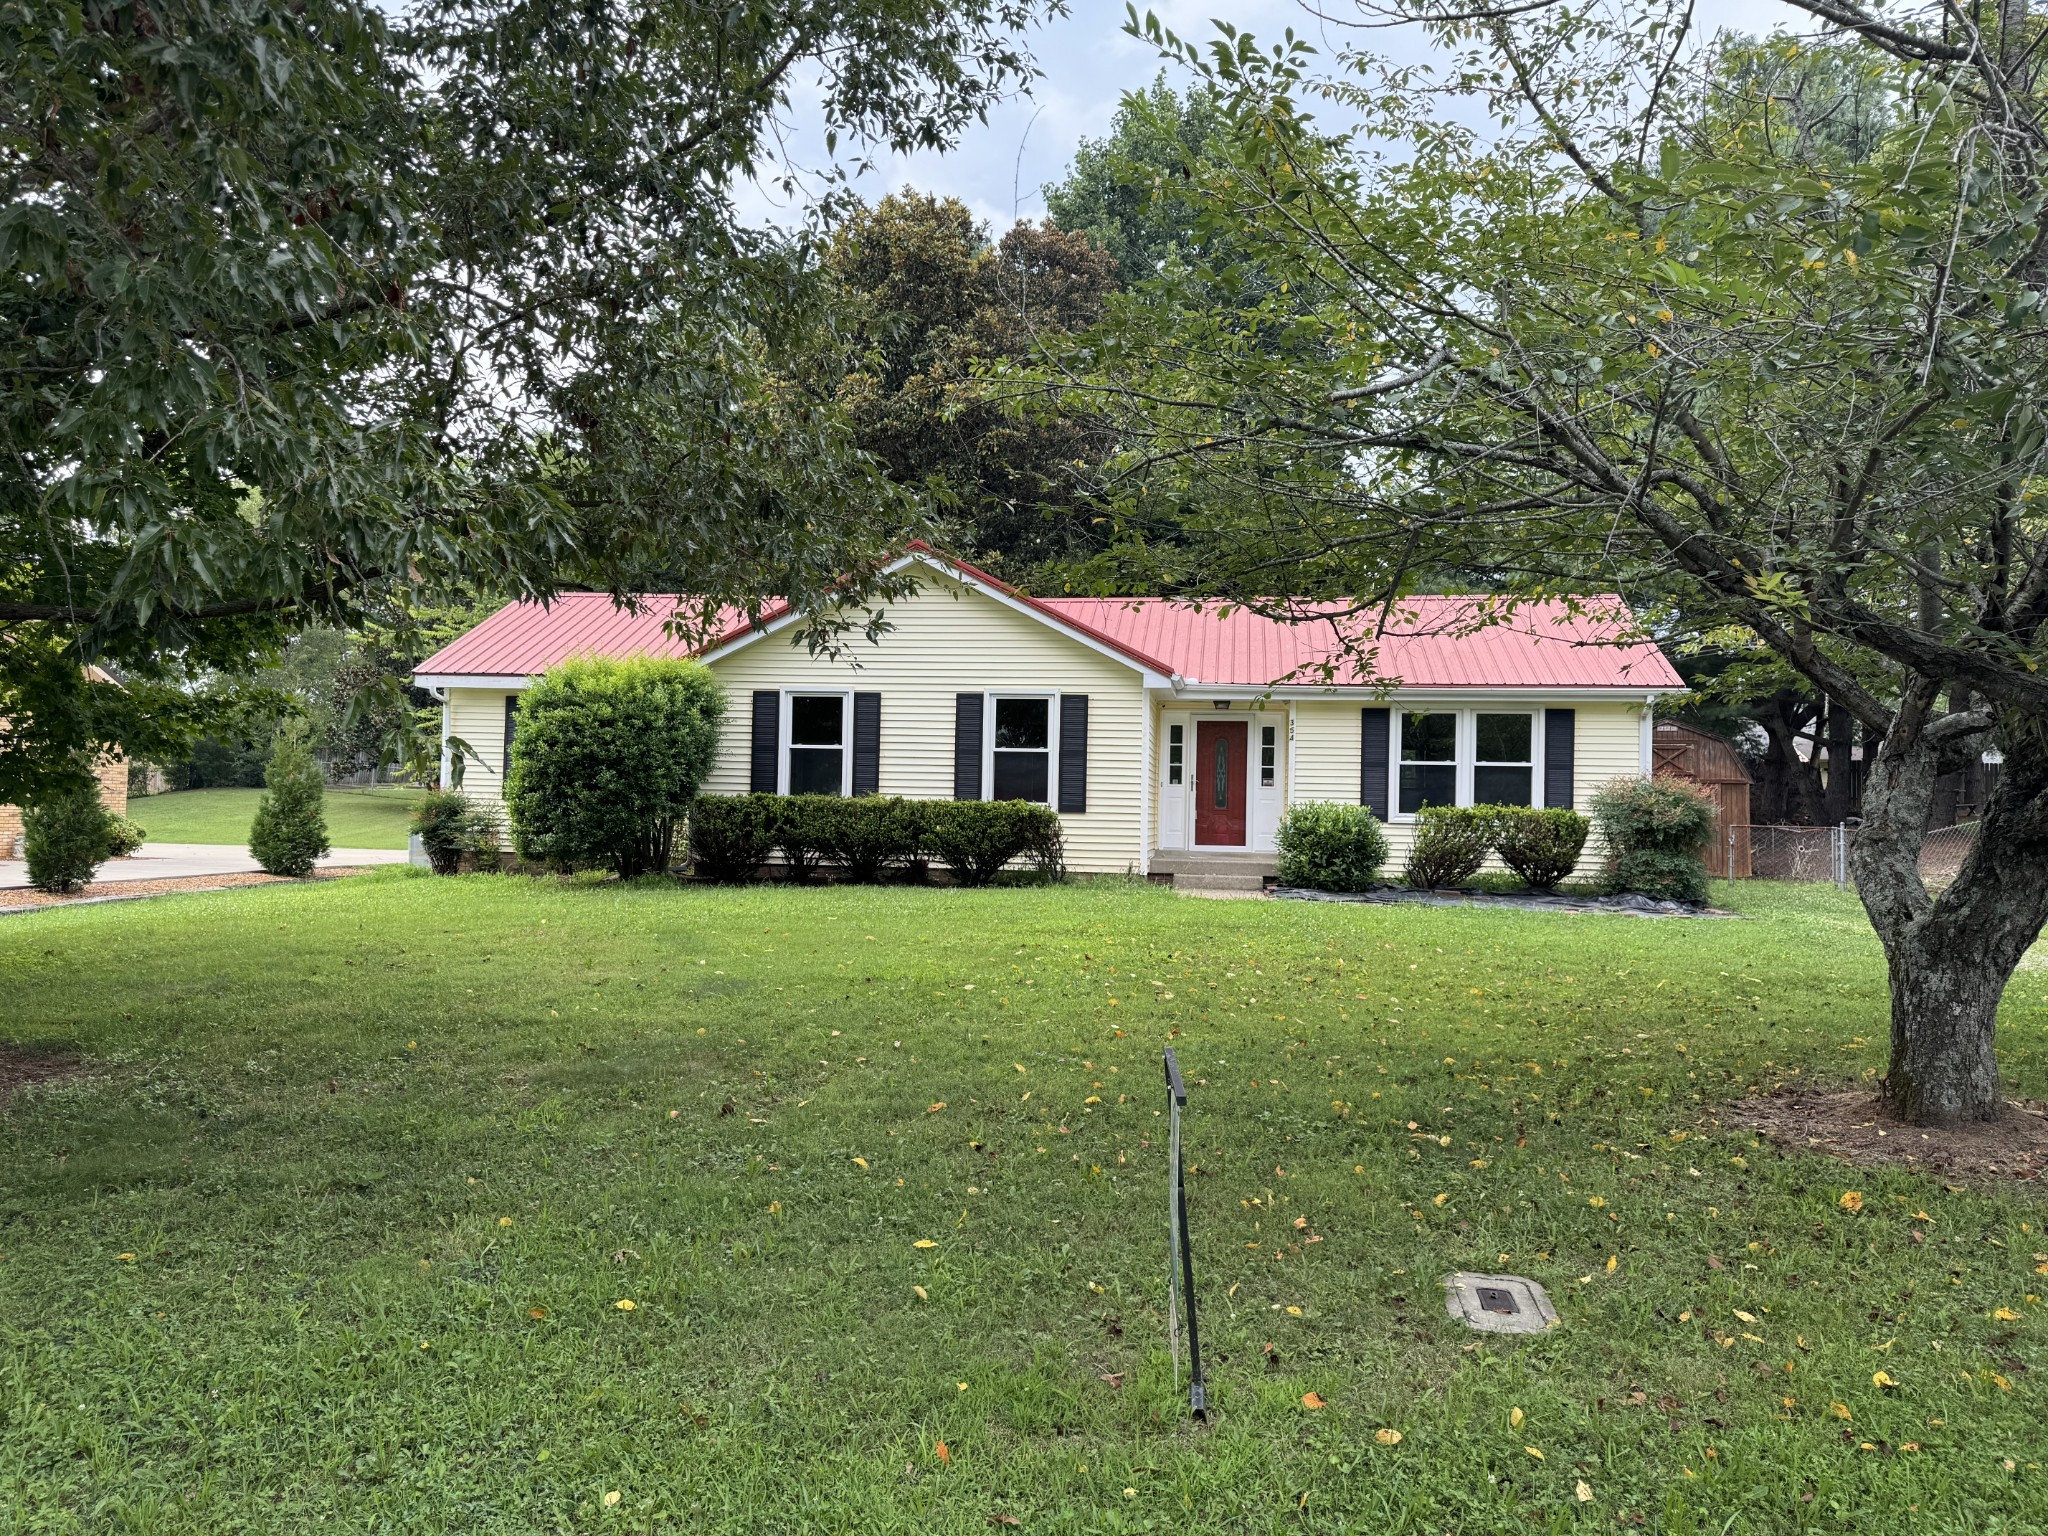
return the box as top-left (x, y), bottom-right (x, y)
top-left (1590, 774), bottom-right (1717, 904)
top-left (1490, 806), bottom-right (1592, 892)
top-left (1403, 805), bottom-right (1498, 889)
top-left (687, 794), bottom-right (1063, 886)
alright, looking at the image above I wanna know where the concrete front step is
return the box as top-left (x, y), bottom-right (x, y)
top-left (1150, 850), bottom-right (1278, 892)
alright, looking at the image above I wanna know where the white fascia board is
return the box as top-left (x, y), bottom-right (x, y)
top-left (696, 551), bottom-right (1175, 686)
top-left (412, 672), bottom-right (537, 691)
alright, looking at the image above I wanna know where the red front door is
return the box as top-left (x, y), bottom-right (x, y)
top-left (1194, 720), bottom-right (1249, 846)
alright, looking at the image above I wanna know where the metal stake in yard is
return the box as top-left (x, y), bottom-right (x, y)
top-left (1163, 1047), bottom-right (1207, 1421)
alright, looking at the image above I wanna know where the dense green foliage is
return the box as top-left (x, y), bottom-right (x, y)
top-left (103, 815), bottom-right (147, 859)
top-left (248, 721), bottom-right (330, 878)
top-left (506, 659), bottom-right (724, 879)
top-left (1403, 806), bottom-right (1497, 891)
top-left (20, 777), bottom-right (116, 893)
top-left (687, 794), bottom-right (786, 882)
top-left (823, 192), bottom-right (1118, 578)
top-left (3, 0), bottom-right (1052, 800)
top-left (1491, 807), bottom-right (1593, 893)
top-left (919, 800), bottom-right (1064, 886)
top-left (409, 791), bottom-right (501, 876)
top-left (2, 875), bottom-right (2045, 1530)
top-left (820, 795), bottom-right (928, 883)
top-left (1592, 776), bottom-right (1717, 905)
top-left (774, 795), bottom-right (846, 883)
top-left (1273, 800), bottom-right (1388, 892)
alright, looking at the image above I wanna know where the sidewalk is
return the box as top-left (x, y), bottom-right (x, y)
top-left (0, 842), bottom-right (410, 891)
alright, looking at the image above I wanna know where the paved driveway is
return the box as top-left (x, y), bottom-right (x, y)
top-left (0, 842), bottom-right (411, 891)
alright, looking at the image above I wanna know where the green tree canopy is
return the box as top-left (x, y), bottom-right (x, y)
top-left (823, 189), bottom-right (1119, 578)
top-left (3, 0), bottom-right (1051, 803)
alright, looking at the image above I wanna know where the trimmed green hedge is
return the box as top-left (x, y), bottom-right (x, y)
top-left (1491, 806), bottom-right (1591, 892)
top-left (506, 656), bottom-right (724, 878)
top-left (688, 795), bottom-right (1064, 886)
top-left (1274, 802), bottom-right (1388, 892)
top-left (1404, 805), bottom-right (1497, 889)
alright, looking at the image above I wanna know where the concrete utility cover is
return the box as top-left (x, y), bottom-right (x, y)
top-left (1444, 1272), bottom-right (1559, 1335)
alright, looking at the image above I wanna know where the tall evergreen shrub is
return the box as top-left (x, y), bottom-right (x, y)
top-left (22, 777), bottom-right (116, 893)
top-left (249, 718), bottom-right (331, 877)
top-left (507, 657), bottom-right (725, 877)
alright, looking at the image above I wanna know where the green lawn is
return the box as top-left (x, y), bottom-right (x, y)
top-left (127, 785), bottom-right (426, 848)
top-left (2, 876), bottom-right (2044, 1533)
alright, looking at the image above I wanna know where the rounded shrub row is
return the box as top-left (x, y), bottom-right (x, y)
top-left (689, 794), bottom-right (1064, 887)
top-left (1274, 800), bottom-right (1594, 894)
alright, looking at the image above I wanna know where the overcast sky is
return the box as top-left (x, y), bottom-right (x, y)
top-left (739, 0), bottom-right (1810, 233)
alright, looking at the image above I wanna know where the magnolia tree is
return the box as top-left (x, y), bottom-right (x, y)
top-left (1064, 0), bottom-right (2048, 1125)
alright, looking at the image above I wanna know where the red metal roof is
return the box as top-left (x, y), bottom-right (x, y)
top-left (1034, 595), bottom-right (1683, 690)
top-left (414, 593), bottom-right (777, 677)
top-left (415, 556), bottom-right (1681, 691)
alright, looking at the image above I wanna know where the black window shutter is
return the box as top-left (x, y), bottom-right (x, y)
top-left (953, 693), bottom-right (984, 800)
top-left (852, 693), bottom-right (882, 796)
top-left (503, 694), bottom-right (518, 779)
top-left (750, 691), bottom-right (780, 793)
top-left (1544, 707), bottom-right (1576, 808)
top-left (1360, 707), bottom-right (1391, 819)
top-left (1057, 694), bottom-right (1089, 814)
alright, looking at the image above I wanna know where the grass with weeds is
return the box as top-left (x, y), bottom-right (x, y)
top-left (125, 785), bottom-right (426, 849)
top-left (2, 874), bottom-right (2044, 1533)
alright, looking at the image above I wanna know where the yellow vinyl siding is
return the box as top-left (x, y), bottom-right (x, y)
top-left (447, 687), bottom-right (518, 803)
top-left (703, 569), bottom-right (1149, 875)
top-left (1289, 698), bottom-right (1648, 877)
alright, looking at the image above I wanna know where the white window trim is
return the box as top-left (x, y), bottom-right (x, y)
top-left (984, 691), bottom-right (1059, 806)
top-left (1390, 708), bottom-right (1545, 820)
top-left (1166, 721), bottom-right (1186, 786)
top-left (779, 687), bottom-right (853, 796)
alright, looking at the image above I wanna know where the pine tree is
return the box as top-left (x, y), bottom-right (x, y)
top-left (249, 719), bottom-right (330, 877)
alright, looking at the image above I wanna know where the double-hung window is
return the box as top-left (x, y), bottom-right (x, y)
top-left (990, 696), bottom-right (1053, 803)
top-left (1394, 709), bottom-right (1539, 814)
top-left (785, 693), bottom-right (848, 795)
top-left (1398, 711), bottom-right (1458, 814)
top-left (1473, 713), bottom-right (1535, 806)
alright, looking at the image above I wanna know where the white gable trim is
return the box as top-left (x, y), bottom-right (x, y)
top-left (693, 552), bottom-right (1177, 687)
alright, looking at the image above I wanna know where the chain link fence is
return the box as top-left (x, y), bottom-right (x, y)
top-left (1726, 822), bottom-right (1979, 890)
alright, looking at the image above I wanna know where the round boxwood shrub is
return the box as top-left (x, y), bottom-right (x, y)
top-left (22, 778), bottom-right (117, 894)
top-left (1274, 801), bottom-right (1389, 892)
top-left (104, 815), bottom-right (147, 858)
top-left (249, 719), bottom-right (331, 877)
top-left (1492, 806), bottom-right (1590, 891)
top-left (1403, 805), bottom-right (1496, 889)
top-left (1590, 774), bottom-right (1716, 904)
top-left (822, 795), bottom-right (925, 883)
top-left (507, 656), bottom-right (725, 878)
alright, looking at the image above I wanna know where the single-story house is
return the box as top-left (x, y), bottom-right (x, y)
top-left (413, 546), bottom-right (1685, 879)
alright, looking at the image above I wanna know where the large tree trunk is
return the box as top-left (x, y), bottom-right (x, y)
top-left (1852, 690), bottom-right (2048, 1126)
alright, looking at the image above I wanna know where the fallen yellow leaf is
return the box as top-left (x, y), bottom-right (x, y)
top-left (853, 1157), bottom-right (869, 1170)
top-left (1733, 1310), bottom-right (1757, 1324)
top-left (1839, 1191), bottom-right (1864, 1212)
top-left (913, 1239), bottom-right (937, 1249)
top-left (1302, 1392), bottom-right (1327, 1410)
top-left (1605, 1255), bottom-right (1619, 1273)
top-left (1525, 1446), bottom-right (1544, 1460)
top-left (603, 1491), bottom-right (621, 1507)
top-left (1285, 1305), bottom-right (1303, 1316)
top-left (1829, 1402), bottom-right (1852, 1420)
top-left (935, 1440), bottom-right (951, 1465)
top-left (1993, 1308), bottom-right (2021, 1321)
top-left (1375, 1428), bottom-right (1402, 1445)
top-left (1873, 1371), bottom-right (1898, 1389)
top-left (1509, 1406), bottom-right (1524, 1429)
top-left (1575, 1480), bottom-right (1594, 1503)
top-left (1433, 1193), bottom-right (1449, 1206)
top-left (912, 1285), bottom-right (928, 1301)
top-left (615, 1299), bottom-right (635, 1311)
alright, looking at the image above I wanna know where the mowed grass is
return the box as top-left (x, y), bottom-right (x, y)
top-left (2, 876), bottom-right (2045, 1535)
top-left (126, 785), bottom-right (426, 848)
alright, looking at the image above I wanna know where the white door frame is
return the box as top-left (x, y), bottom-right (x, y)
top-left (1156, 703), bottom-right (1289, 853)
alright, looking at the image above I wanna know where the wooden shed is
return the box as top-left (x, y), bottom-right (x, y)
top-left (1653, 721), bottom-right (1754, 877)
